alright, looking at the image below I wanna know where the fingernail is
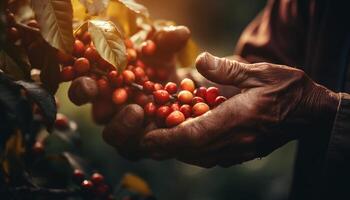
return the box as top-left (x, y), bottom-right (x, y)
top-left (195, 52), bottom-right (219, 70)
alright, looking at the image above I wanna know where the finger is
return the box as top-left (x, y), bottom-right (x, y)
top-left (154, 25), bottom-right (191, 54)
top-left (195, 52), bottom-right (263, 88)
top-left (68, 76), bottom-right (98, 106)
top-left (102, 104), bottom-right (144, 148)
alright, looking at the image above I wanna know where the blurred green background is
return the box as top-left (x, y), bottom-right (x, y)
top-left (56, 0), bottom-right (297, 199)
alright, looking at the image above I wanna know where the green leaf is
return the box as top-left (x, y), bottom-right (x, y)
top-left (88, 20), bottom-right (127, 71)
top-left (31, 0), bottom-right (74, 54)
top-left (117, 0), bottom-right (149, 18)
top-left (0, 50), bottom-right (27, 80)
top-left (15, 80), bottom-right (57, 127)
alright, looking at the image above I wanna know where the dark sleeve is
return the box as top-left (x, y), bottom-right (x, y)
top-left (234, 0), bottom-right (308, 67)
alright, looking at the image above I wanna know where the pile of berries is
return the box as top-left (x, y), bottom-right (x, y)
top-left (73, 170), bottom-right (115, 200)
top-left (58, 30), bottom-right (227, 127)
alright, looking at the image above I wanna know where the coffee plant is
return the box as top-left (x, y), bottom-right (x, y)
top-left (0, 0), bottom-right (227, 199)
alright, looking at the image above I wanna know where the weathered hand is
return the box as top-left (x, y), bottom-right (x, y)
top-left (135, 53), bottom-right (340, 167)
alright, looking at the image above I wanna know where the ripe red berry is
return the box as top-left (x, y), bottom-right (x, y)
top-left (56, 51), bottom-right (74, 65)
top-left (81, 180), bottom-right (94, 190)
top-left (154, 83), bottom-right (163, 91)
top-left (127, 48), bottom-right (137, 62)
top-left (156, 105), bottom-right (172, 120)
top-left (73, 39), bottom-right (85, 57)
top-left (192, 96), bottom-right (205, 105)
top-left (124, 38), bottom-right (133, 49)
top-left (166, 111), bottom-right (185, 127)
top-left (84, 47), bottom-right (100, 62)
top-left (192, 102), bottom-right (210, 117)
top-left (60, 66), bottom-right (75, 82)
top-left (122, 70), bottom-right (135, 85)
top-left (144, 102), bottom-right (157, 117)
top-left (153, 90), bottom-right (170, 105)
top-left (107, 70), bottom-right (119, 86)
top-left (27, 19), bottom-right (39, 29)
top-left (32, 141), bottom-right (45, 155)
top-left (133, 92), bottom-right (149, 106)
top-left (165, 82), bottom-right (178, 94)
top-left (215, 96), bottom-right (227, 106)
top-left (135, 60), bottom-right (145, 69)
top-left (146, 67), bottom-right (156, 80)
top-left (143, 81), bottom-right (155, 94)
top-left (124, 86), bottom-right (135, 99)
top-left (141, 40), bottom-right (157, 56)
top-left (206, 87), bottom-right (219, 106)
top-left (73, 169), bottom-right (85, 181)
top-left (112, 88), bottom-right (128, 105)
top-left (133, 67), bottom-right (146, 82)
top-left (177, 90), bottom-right (194, 104)
top-left (7, 27), bottom-right (20, 42)
top-left (81, 32), bottom-right (91, 45)
top-left (194, 87), bottom-right (207, 99)
top-left (180, 104), bottom-right (192, 118)
top-left (97, 78), bottom-right (112, 98)
top-left (91, 172), bottom-right (104, 185)
top-left (170, 102), bottom-right (180, 111)
top-left (74, 58), bottom-right (90, 75)
top-left (180, 78), bottom-right (195, 92)
top-left (55, 113), bottom-right (69, 130)
top-left (98, 59), bottom-right (114, 71)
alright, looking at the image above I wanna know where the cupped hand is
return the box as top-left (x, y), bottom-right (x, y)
top-left (131, 53), bottom-right (339, 168)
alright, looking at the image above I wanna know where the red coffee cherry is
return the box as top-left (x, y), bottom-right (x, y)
top-left (84, 47), bottom-right (100, 62)
top-left (60, 66), bottom-right (75, 82)
top-left (170, 102), bottom-right (180, 111)
top-left (81, 180), bottom-right (94, 190)
top-left (144, 102), bottom-right (157, 117)
top-left (143, 81), bottom-right (155, 94)
top-left (97, 78), bottom-right (112, 98)
top-left (154, 83), bottom-right (163, 91)
top-left (124, 38), bottom-right (134, 49)
top-left (135, 60), bottom-right (145, 69)
top-left (192, 96), bottom-right (205, 105)
top-left (27, 19), bottom-right (39, 29)
top-left (73, 39), bottom-right (85, 57)
top-left (132, 67), bottom-right (146, 82)
top-left (141, 40), bottom-right (157, 56)
top-left (127, 48), bottom-right (137, 62)
top-left (73, 169), bottom-right (85, 182)
top-left (91, 172), bottom-right (104, 185)
top-left (124, 86), bottom-right (135, 99)
top-left (192, 102), bottom-right (210, 117)
top-left (166, 111), bottom-right (185, 127)
top-left (194, 86), bottom-right (207, 99)
top-left (107, 70), bottom-right (118, 85)
top-left (112, 88), bottom-right (128, 105)
top-left (180, 78), bottom-right (195, 92)
top-left (206, 87), bottom-right (219, 106)
top-left (74, 58), bottom-right (90, 75)
top-left (7, 27), bottom-right (20, 42)
top-left (98, 59), bottom-right (114, 71)
top-left (122, 70), bottom-right (136, 85)
top-left (180, 104), bottom-right (192, 118)
top-left (153, 90), bottom-right (170, 105)
top-left (81, 32), bottom-right (91, 45)
top-left (215, 96), bottom-right (227, 106)
top-left (133, 92), bottom-right (149, 106)
top-left (177, 90), bottom-right (193, 104)
top-left (165, 82), bottom-right (178, 94)
top-left (146, 67), bottom-right (156, 80)
top-left (56, 50), bottom-right (74, 65)
top-left (55, 113), bottom-right (69, 130)
top-left (156, 105), bottom-right (172, 120)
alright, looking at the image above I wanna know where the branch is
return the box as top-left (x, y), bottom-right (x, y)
top-left (9, 186), bottom-right (79, 197)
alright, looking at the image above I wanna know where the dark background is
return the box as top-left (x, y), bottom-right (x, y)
top-left (57, 0), bottom-right (297, 199)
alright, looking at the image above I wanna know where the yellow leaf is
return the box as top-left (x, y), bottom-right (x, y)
top-left (31, 0), bottom-right (74, 54)
top-left (72, 0), bottom-right (88, 21)
top-left (177, 39), bottom-right (200, 68)
top-left (88, 20), bottom-right (127, 71)
top-left (121, 173), bottom-right (152, 196)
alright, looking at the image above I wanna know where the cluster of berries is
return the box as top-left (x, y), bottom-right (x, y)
top-left (57, 30), bottom-right (227, 127)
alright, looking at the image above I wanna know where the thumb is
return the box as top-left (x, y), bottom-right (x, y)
top-left (195, 52), bottom-right (260, 88)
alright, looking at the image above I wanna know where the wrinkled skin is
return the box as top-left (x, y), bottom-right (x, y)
top-left (70, 27), bottom-right (340, 168)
